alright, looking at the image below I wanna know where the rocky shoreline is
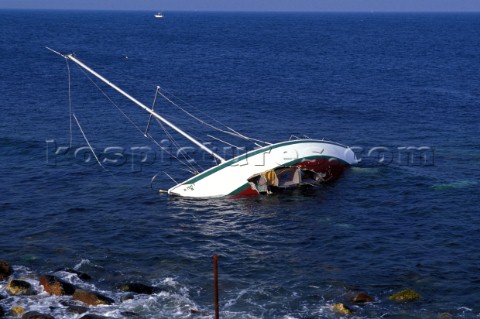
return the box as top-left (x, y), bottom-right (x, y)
top-left (0, 260), bottom-right (191, 319)
top-left (1, 259), bottom-right (455, 318)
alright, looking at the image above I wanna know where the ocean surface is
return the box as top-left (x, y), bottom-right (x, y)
top-left (1, 10), bottom-right (480, 318)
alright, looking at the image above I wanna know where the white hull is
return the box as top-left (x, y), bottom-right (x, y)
top-left (168, 139), bottom-right (357, 198)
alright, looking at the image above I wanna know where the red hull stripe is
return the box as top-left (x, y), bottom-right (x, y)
top-left (229, 183), bottom-right (259, 196)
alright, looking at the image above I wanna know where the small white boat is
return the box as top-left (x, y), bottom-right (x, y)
top-left (154, 12), bottom-right (164, 18)
top-left (49, 49), bottom-right (358, 198)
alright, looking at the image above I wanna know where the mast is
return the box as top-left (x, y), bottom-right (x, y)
top-left (66, 54), bottom-right (225, 163)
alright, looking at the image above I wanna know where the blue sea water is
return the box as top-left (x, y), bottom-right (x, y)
top-left (1, 10), bottom-right (480, 318)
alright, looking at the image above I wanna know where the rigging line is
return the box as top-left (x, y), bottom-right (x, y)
top-left (73, 63), bottom-right (148, 137)
top-left (153, 118), bottom-right (204, 173)
top-left (144, 98), bottom-right (203, 171)
top-left (67, 54), bottom-right (225, 163)
top-left (146, 131), bottom-right (199, 175)
top-left (65, 58), bottom-right (73, 148)
top-left (207, 134), bottom-right (242, 149)
top-left (158, 90), bottom-right (271, 145)
top-left (73, 64), bottom-right (200, 174)
top-left (160, 87), bottom-right (235, 129)
top-left (76, 63), bottom-right (204, 174)
top-left (72, 113), bottom-right (106, 170)
top-left (154, 117), bottom-right (192, 164)
top-left (150, 171), bottom-right (179, 190)
top-left (157, 91), bottom-right (234, 134)
top-left (225, 126), bottom-right (270, 146)
top-left (160, 87), bottom-right (271, 145)
top-left (145, 131), bottom-right (199, 174)
top-left (77, 65), bottom-right (201, 174)
top-left (164, 172), bottom-right (178, 184)
top-left (70, 61), bottom-right (212, 175)
top-left (178, 166), bottom-right (201, 175)
top-left (72, 113), bottom-right (122, 183)
top-left (142, 87), bottom-right (201, 171)
top-left (158, 90), bottom-right (250, 142)
top-left (145, 86), bottom-right (159, 136)
top-left (150, 172), bottom-right (160, 190)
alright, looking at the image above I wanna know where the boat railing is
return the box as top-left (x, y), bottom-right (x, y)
top-left (289, 134), bottom-right (312, 140)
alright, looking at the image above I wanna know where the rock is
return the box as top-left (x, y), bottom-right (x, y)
top-left (332, 303), bottom-right (352, 315)
top-left (72, 289), bottom-right (114, 306)
top-left (11, 306), bottom-right (25, 316)
top-left (190, 309), bottom-right (209, 316)
top-left (389, 289), bottom-right (422, 302)
top-left (352, 292), bottom-right (374, 303)
top-left (0, 306), bottom-right (4, 317)
top-left (60, 268), bottom-right (92, 281)
top-left (6, 279), bottom-right (34, 295)
top-left (437, 313), bottom-right (453, 319)
top-left (0, 261), bottom-right (13, 280)
top-left (120, 293), bottom-right (135, 302)
top-left (21, 311), bottom-right (54, 319)
top-left (116, 283), bottom-right (156, 295)
top-left (40, 275), bottom-right (75, 296)
top-left (66, 305), bottom-right (88, 315)
top-left (59, 301), bottom-right (89, 315)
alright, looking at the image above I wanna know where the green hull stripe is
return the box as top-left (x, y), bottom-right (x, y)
top-left (178, 140), bottom-right (350, 186)
top-left (228, 183), bottom-right (252, 195)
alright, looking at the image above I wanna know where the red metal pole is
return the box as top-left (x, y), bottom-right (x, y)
top-left (213, 255), bottom-right (219, 319)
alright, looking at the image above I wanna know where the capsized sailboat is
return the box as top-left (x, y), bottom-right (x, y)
top-left (50, 49), bottom-right (358, 198)
top-left (168, 139), bottom-right (357, 197)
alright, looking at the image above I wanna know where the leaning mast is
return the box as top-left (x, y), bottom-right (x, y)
top-left (65, 54), bottom-right (226, 163)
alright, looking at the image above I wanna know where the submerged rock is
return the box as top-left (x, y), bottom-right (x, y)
top-left (389, 289), bottom-right (422, 302)
top-left (190, 309), bottom-right (209, 316)
top-left (60, 268), bottom-right (92, 281)
top-left (120, 293), bottom-right (135, 302)
top-left (0, 261), bottom-right (13, 280)
top-left (59, 301), bottom-right (88, 315)
top-left (6, 279), bottom-right (34, 295)
top-left (332, 303), bottom-right (352, 315)
top-left (72, 289), bottom-right (114, 306)
top-left (21, 311), bottom-right (54, 319)
top-left (352, 292), bottom-right (374, 303)
top-left (66, 305), bottom-right (88, 315)
top-left (40, 275), bottom-right (75, 296)
top-left (11, 306), bottom-right (25, 316)
top-left (117, 283), bottom-right (156, 295)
